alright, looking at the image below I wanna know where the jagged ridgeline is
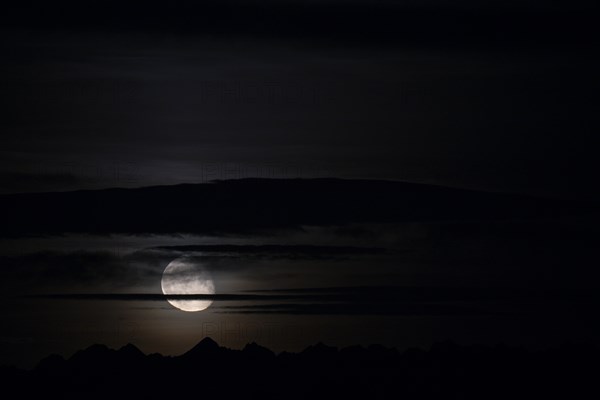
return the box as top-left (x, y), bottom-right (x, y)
top-left (1, 338), bottom-right (598, 399)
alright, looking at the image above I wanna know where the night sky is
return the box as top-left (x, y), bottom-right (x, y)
top-left (1, 0), bottom-right (600, 368)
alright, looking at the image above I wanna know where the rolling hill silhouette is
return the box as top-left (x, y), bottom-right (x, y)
top-left (1, 338), bottom-right (598, 399)
top-left (0, 178), bottom-right (592, 237)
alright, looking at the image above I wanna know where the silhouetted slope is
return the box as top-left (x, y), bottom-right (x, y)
top-left (242, 342), bottom-right (276, 362)
top-left (0, 178), bottom-right (592, 237)
top-left (1, 338), bottom-right (598, 399)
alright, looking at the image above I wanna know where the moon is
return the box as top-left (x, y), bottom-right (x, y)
top-left (161, 257), bottom-right (215, 312)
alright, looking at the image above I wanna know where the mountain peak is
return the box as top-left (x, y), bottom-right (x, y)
top-left (118, 343), bottom-right (144, 357)
top-left (243, 342), bottom-right (276, 359)
top-left (198, 337), bottom-right (219, 348)
top-left (183, 337), bottom-right (220, 357)
top-left (301, 342), bottom-right (338, 358)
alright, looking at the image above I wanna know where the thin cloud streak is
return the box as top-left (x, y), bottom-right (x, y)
top-left (28, 286), bottom-right (600, 318)
top-left (152, 244), bottom-right (388, 257)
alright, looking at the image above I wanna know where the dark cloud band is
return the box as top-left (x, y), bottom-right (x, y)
top-left (0, 179), bottom-right (588, 238)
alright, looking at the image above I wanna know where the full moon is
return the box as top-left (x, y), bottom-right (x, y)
top-left (161, 257), bottom-right (215, 312)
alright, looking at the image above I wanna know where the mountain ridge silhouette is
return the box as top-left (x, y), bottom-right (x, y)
top-left (1, 337), bottom-right (599, 399)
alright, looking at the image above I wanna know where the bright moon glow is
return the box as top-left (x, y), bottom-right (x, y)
top-left (161, 257), bottom-right (215, 312)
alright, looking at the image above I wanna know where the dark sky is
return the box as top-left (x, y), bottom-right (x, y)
top-left (1, 1), bottom-right (600, 368)
top-left (2, 1), bottom-right (600, 197)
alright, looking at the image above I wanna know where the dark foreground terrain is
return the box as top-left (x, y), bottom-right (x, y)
top-left (1, 338), bottom-right (598, 399)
